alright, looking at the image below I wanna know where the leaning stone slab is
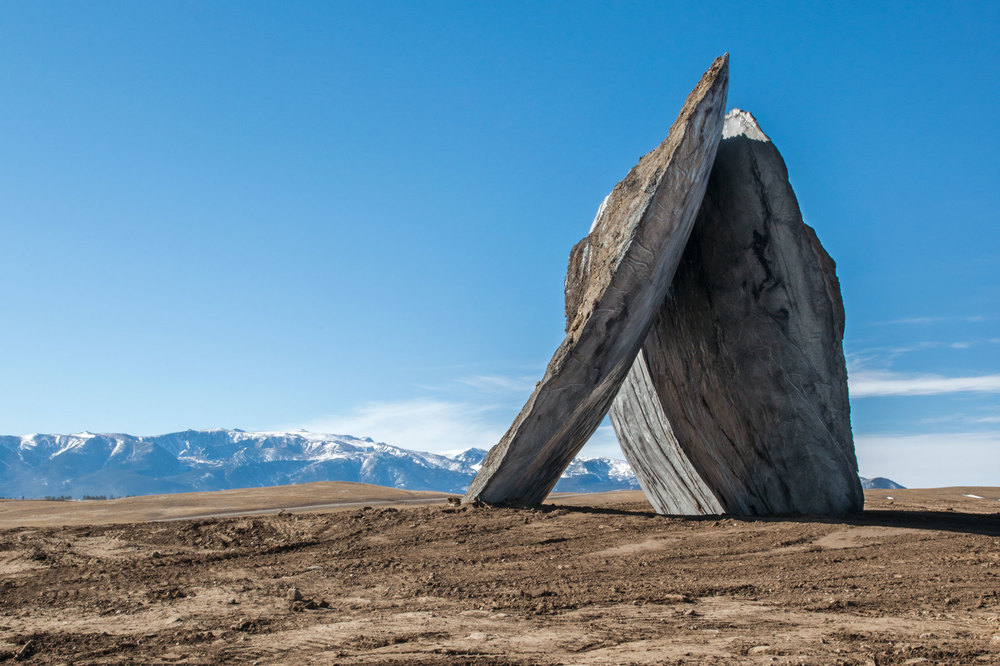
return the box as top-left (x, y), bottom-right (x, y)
top-left (610, 109), bottom-right (864, 516)
top-left (463, 55), bottom-right (729, 506)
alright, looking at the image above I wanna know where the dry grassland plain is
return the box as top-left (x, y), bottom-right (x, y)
top-left (1, 485), bottom-right (999, 664)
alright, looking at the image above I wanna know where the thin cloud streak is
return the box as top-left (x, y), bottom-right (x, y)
top-left (459, 375), bottom-right (538, 393)
top-left (850, 371), bottom-right (1000, 397)
top-left (871, 315), bottom-right (992, 326)
top-left (920, 413), bottom-right (1000, 426)
top-left (849, 338), bottom-right (991, 360)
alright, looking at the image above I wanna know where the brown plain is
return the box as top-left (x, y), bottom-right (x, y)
top-left (1, 484), bottom-right (999, 664)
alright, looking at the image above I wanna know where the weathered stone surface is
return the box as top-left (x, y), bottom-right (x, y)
top-left (463, 55), bottom-right (729, 506)
top-left (609, 109), bottom-right (863, 516)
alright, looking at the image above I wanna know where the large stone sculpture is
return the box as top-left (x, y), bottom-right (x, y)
top-left (609, 110), bottom-right (863, 515)
top-left (463, 55), bottom-right (729, 505)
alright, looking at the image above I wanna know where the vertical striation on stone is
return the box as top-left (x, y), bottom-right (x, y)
top-left (610, 109), bottom-right (864, 516)
top-left (463, 55), bottom-right (729, 506)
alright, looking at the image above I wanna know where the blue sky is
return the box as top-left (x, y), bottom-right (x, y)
top-left (1, 2), bottom-right (997, 488)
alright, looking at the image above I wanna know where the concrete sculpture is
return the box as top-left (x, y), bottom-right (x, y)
top-left (609, 110), bottom-right (863, 515)
top-left (464, 55), bottom-right (861, 517)
top-left (463, 55), bottom-right (729, 505)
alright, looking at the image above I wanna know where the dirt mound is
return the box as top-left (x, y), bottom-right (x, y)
top-left (0, 481), bottom-right (452, 528)
top-left (1, 489), bottom-right (998, 663)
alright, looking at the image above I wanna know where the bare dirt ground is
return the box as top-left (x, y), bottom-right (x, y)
top-left (0, 482), bottom-right (453, 529)
top-left (1, 486), bottom-right (999, 665)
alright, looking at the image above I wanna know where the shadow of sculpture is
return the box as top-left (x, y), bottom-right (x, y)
top-left (532, 501), bottom-right (1000, 538)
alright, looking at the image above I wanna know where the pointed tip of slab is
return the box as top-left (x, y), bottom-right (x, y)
top-left (723, 108), bottom-right (771, 142)
top-left (711, 54), bottom-right (729, 82)
top-left (704, 54), bottom-right (730, 88)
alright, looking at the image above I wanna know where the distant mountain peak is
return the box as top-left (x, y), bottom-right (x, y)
top-left (860, 476), bottom-right (905, 490)
top-left (448, 448), bottom-right (489, 463)
top-left (0, 429), bottom-right (637, 499)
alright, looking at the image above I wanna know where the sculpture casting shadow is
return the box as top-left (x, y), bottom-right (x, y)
top-left (534, 502), bottom-right (1000, 538)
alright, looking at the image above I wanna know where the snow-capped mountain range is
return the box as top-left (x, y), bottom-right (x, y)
top-left (0, 429), bottom-right (639, 499)
top-left (0, 428), bottom-right (900, 500)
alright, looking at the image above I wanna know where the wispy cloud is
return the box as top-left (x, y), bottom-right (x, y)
top-left (458, 374), bottom-right (538, 393)
top-left (855, 431), bottom-right (1000, 488)
top-left (919, 412), bottom-right (1000, 426)
top-left (294, 398), bottom-right (626, 460)
top-left (871, 315), bottom-right (992, 326)
top-left (295, 399), bottom-right (508, 454)
top-left (889, 341), bottom-right (945, 353)
top-left (849, 338), bottom-right (991, 362)
top-left (415, 371), bottom-right (542, 396)
top-left (292, 371), bottom-right (548, 455)
top-left (846, 341), bottom-right (989, 376)
top-left (850, 370), bottom-right (1000, 397)
top-left (291, 364), bottom-right (633, 461)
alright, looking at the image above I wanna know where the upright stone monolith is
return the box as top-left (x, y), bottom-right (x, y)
top-left (609, 109), bottom-right (864, 516)
top-left (463, 55), bottom-right (729, 506)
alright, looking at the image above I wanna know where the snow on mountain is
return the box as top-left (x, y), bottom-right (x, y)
top-left (0, 428), bottom-right (901, 501)
top-left (860, 476), bottom-right (905, 490)
top-left (558, 457), bottom-right (640, 493)
top-left (0, 430), bottom-right (636, 499)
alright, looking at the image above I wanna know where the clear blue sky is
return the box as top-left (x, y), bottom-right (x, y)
top-left (2, 2), bottom-right (997, 487)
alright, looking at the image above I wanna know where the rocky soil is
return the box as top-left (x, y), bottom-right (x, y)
top-left (1, 488), bottom-right (999, 664)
